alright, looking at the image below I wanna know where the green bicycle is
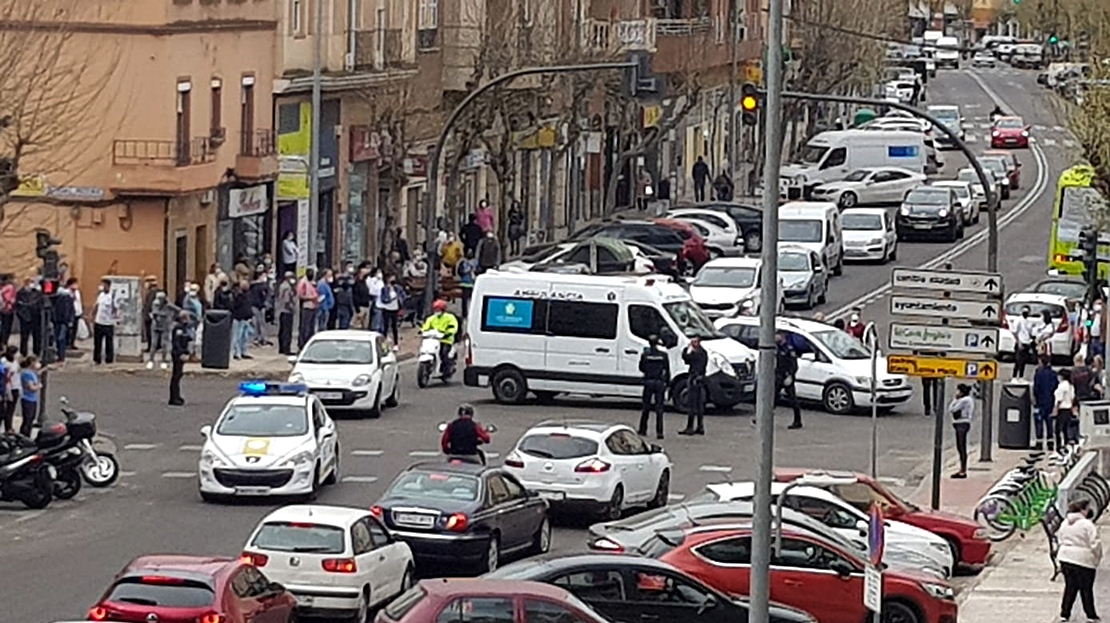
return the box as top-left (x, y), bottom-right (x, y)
top-left (978, 473), bottom-right (1058, 541)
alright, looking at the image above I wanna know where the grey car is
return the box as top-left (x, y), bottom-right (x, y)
top-left (778, 246), bottom-right (828, 309)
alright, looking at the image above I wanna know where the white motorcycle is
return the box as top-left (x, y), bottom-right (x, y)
top-left (417, 330), bottom-right (456, 388)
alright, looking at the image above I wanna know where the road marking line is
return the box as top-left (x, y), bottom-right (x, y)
top-left (827, 75), bottom-right (1051, 321)
top-left (668, 493), bottom-right (686, 502)
top-left (179, 444), bottom-right (202, 452)
top-left (1033, 125), bottom-right (1047, 131)
top-left (1029, 136), bottom-right (1037, 143)
top-left (1063, 139), bottom-right (1077, 147)
top-left (485, 452), bottom-right (500, 459)
top-left (124, 443), bottom-right (158, 450)
top-left (351, 449), bottom-right (384, 456)
top-left (120, 471), bottom-right (137, 477)
top-left (698, 465), bottom-right (733, 473)
top-left (161, 472), bottom-right (195, 479)
top-left (342, 476), bottom-right (379, 483)
top-left (964, 135), bottom-right (977, 143)
top-left (409, 450), bottom-right (440, 457)
top-left (1042, 138), bottom-right (1056, 146)
top-left (1053, 125), bottom-right (1066, 132)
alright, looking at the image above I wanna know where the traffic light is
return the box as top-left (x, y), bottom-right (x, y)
top-left (626, 52), bottom-right (660, 99)
top-left (35, 229), bottom-right (61, 280)
top-left (41, 278), bottom-right (61, 297)
top-left (740, 82), bottom-right (760, 126)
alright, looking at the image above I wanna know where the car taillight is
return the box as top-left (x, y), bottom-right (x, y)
top-left (445, 513), bottom-right (469, 532)
top-left (370, 505), bottom-right (384, 519)
top-left (503, 453), bottom-right (524, 468)
top-left (1058, 317), bottom-right (1070, 333)
top-left (88, 607), bottom-right (108, 621)
top-left (575, 458), bottom-right (611, 473)
top-left (466, 341), bottom-right (473, 367)
top-left (199, 614), bottom-right (225, 623)
top-left (322, 558), bottom-right (357, 573)
top-left (240, 552), bottom-right (269, 567)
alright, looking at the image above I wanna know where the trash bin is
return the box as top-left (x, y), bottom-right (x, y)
top-left (998, 379), bottom-right (1033, 449)
top-left (201, 310), bottom-right (232, 370)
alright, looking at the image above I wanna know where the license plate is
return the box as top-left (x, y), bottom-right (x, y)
top-left (538, 491), bottom-right (566, 501)
top-left (316, 391), bottom-right (344, 400)
top-left (396, 513), bottom-right (435, 527)
top-left (235, 486), bottom-right (270, 496)
top-left (295, 595), bottom-right (314, 607)
top-left (912, 223), bottom-right (932, 229)
top-left (742, 384), bottom-right (754, 393)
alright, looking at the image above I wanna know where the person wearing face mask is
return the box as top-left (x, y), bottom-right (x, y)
top-left (15, 277), bottom-right (44, 357)
top-left (1056, 499), bottom-right (1102, 623)
top-left (352, 263), bottom-right (371, 329)
top-left (1090, 299), bottom-right (1105, 361)
top-left (276, 272), bottom-right (296, 355)
top-left (316, 269), bottom-right (335, 332)
top-left (333, 265), bottom-right (355, 330)
top-left (212, 275), bottom-right (233, 311)
top-left (92, 279), bottom-right (119, 365)
top-left (476, 231), bottom-right (501, 274)
top-left (846, 312), bottom-right (865, 339)
top-left (1012, 305), bottom-right (1036, 377)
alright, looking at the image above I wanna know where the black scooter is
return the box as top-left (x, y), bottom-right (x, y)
top-left (25, 397), bottom-right (119, 499)
top-left (436, 421), bottom-right (496, 465)
top-left (0, 437), bottom-right (53, 509)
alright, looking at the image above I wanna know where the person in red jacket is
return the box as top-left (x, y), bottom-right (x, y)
top-left (440, 404), bottom-right (491, 460)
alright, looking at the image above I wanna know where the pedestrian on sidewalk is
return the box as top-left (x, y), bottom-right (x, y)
top-left (52, 283), bottom-right (74, 363)
top-left (296, 269), bottom-right (320, 349)
top-left (476, 231), bottom-right (501, 274)
top-left (476, 199), bottom-right (495, 235)
top-left (316, 269), bottom-right (335, 332)
top-left (92, 279), bottom-right (119, 365)
top-left (775, 331), bottom-right (803, 430)
top-left (692, 156), bottom-right (710, 202)
top-left (678, 338), bottom-right (708, 436)
top-left (0, 275), bottom-right (16, 348)
top-left (1053, 367), bottom-right (1078, 451)
top-left (1034, 355), bottom-right (1059, 449)
top-left (169, 311), bottom-right (191, 406)
top-left (146, 291), bottom-right (172, 369)
top-left (377, 274), bottom-right (403, 345)
top-left (352, 263), bottom-right (371, 329)
top-left (276, 272), bottom-right (296, 355)
top-left (638, 335), bottom-right (669, 439)
top-left (182, 284), bottom-right (203, 361)
top-left (1057, 498), bottom-right (1102, 623)
top-left (458, 250), bottom-right (478, 319)
top-left (507, 203), bottom-right (525, 256)
top-left (0, 353), bottom-right (11, 433)
top-left (249, 269), bottom-right (271, 346)
top-left (230, 281), bottom-right (254, 360)
top-left (1, 347), bottom-right (18, 433)
top-left (948, 383), bottom-right (975, 478)
top-left (461, 214), bottom-right (483, 257)
top-left (67, 278), bottom-right (84, 352)
top-left (333, 265), bottom-right (355, 330)
top-left (1013, 306), bottom-right (1037, 377)
top-left (281, 232), bottom-right (298, 277)
top-left (15, 277), bottom-right (44, 357)
top-left (140, 278), bottom-right (159, 352)
top-left (18, 355), bottom-right (40, 437)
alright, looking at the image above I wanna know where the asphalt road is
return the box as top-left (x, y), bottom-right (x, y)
top-left (2, 66), bottom-right (1075, 623)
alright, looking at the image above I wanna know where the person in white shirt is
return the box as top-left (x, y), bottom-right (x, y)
top-left (1012, 305), bottom-right (1036, 377)
top-left (366, 269), bottom-right (384, 332)
top-left (376, 273), bottom-right (403, 344)
top-left (1053, 367), bottom-right (1077, 451)
top-left (91, 279), bottom-right (118, 365)
top-left (1057, 499), bottom-right (1102, 623)
top-left (948, 383), bottom-right (975, 479)
top-left (68, 278), bottom-right (83, 345)
top-left (1035, 310), bottom-right (1056, 357)
top-left (281, 231), bottom-right (298, 276)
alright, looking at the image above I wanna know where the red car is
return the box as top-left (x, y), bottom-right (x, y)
top-left (375, 579), bottom-right (610, 623)
top-left (775, 468), bottom-right (991, 567)
top-left (659, 523), bottom-right (958, 623)
top-left (88, 555), bottom-right (296, 623)
top-left (654, 218), bottom-right (711, 270)
top-left (990, 116), bottom-right (1030, 148)
top-left (982, 150), bottom-right (1022, 189)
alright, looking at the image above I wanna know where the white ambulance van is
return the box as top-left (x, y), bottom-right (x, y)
top-left (462, 271), bottom-right (758, 410)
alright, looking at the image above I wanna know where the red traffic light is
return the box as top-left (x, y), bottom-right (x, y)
top-left (42, 279), bottom-right (60, 296)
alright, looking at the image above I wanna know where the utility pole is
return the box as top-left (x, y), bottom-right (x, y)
top-left (308, 0), bottom-right (324, 273)
top-left (749, 0), bottom-right (785, 621)
top-left (727, 0), bottom-right (740, 178)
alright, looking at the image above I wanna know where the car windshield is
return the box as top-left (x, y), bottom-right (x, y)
top-left (957, 170), bottom-right (985, 185)
top-left (299, 339), bottom-right (375, 365)
top-left (251, 521), bottom-right (346, 554)
top-left (798, 144), bottom-right (829, 165)
top-left (844, 170), bottom-right (870, 182)
top-left (663, 300), bottom-right (723, 340)
top-left (386, 471), bottom-right (480, 501)
top-left (106, 578), bottom-right (215, 608)
top-left (935, 184), bottom-right (970, 198)
top-left (1033, 280), bottom-right (1087, 300)
top-left (812, 329), bottom-right (871, 359)
top-left (906, 190), bottom-right (950, 205)
top-left (519, 433), bottom-right (598, 460)
top-left (842, 214), bottom-right (884, 231)
top-left (778, 252), bottom-right (811, 271)
top-left (1004, 302), bottom-right (1065, 318)
top-left (693, 267), bottom-right (757, 288)
top-left (779, 219), bottom-right (823, 243)
top-left (997, 118), bottom-right (1024, 129)
top-left (216, 404), bottom-right (309, 437)
top-left (521, 245), bottom-right (569, 264)
top-left (931, 109), bottom-right (959, 122)
top-left (983, 161), bottom-right (1007, 175)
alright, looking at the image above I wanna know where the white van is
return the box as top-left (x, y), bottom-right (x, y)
top-left (780, 130), bottom-right (926, 198)
top-left (935, 36), bottom-right (960, 69)
top-left (778, 202), bottom-right (844, 276)
top-left (463, 271), bottom-right (758, 409)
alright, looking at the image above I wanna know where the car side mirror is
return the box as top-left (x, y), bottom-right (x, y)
top-left (800, 352), bottom-right (816, 362)
top-left (286, 355), bottom-right (297, 365)
top-left (856, 519), bottom-right (868, 536)
top-left (650, 444), bottom-right (664, 453)
top-left (200, 425), bottom-right (211, 438)
top-left (814, 264), bottom-right (824, 272)
top-left (830, 560), bottom-right (855, 578)
top-left (697, 595), bottom-right (718, 615)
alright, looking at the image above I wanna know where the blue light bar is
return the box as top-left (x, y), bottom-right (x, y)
top-left (238, 381), bottom-right (309, 396)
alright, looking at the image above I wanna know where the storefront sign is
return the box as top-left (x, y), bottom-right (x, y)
top-left (277, 156), bottom-right (309, 200)
top-left (350, 126), bottom-right (381, 162)
top-left (296, 198), bottom-right (310, 276)
top-left (404, 155), bottom-right (428, 178)
top-left (11, 175), bottom-right (46, 197)
top-left (47, 186), bottom-right (105, 202)
top-left (228, 185), bottom-right (269, 218)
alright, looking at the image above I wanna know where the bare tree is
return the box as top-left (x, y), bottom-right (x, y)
top-left (0, 0), bottom-right (120, 225)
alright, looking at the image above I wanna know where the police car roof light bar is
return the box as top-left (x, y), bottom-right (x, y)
top-left (238, 381), bottom-right (309, 396)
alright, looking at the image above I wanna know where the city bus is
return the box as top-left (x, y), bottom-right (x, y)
top-left (1048, 164), bottom-right (1110, 277)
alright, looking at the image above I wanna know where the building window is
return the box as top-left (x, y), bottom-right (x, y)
top-left (418, 0), bottom-right (438, 49)
top-left (291, 0), bottom-right (304, 35)
top-left (210, 78), bottom-right (223, 145)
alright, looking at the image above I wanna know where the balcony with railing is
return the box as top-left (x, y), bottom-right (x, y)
top-left (581, 19), bottom-right (658, 53)
top-left (353, 29), bottom-right (407, 71)
top-left (110, 137), bottom-right (221, 194)
top-left (236, 129), bottom-right (279, 180)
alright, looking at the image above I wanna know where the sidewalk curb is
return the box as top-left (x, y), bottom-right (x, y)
top-left (57, 351), bottom-right (417, 380)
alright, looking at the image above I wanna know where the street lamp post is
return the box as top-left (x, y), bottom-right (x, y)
top-left (864, 322), bottom-right (879, 479)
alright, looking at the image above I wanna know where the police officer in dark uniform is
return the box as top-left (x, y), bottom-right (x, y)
top-left (440, 403), bottom-right (492, 462)
top-left (775, 331), bottom-right (803, 429)
top-left (679, 337), bottom-right (708, 435)
top-left (169, 311), bottom-right (192, 406)
top-left (638, 335), bottom-right (670, 439)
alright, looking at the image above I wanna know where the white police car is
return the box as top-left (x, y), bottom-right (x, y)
top-left (198, 381), bottom-right (341, 502)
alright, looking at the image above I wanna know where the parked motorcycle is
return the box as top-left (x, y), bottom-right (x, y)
top-left (24, 397), bottom-right (114, 499)
top-left (436, 421), bottom-right (497, 465)
top-left (0, 437), bottom-right (54, 509)
top-left (57, 397), bottom-right (119, 491)
top-left (417, 330), bottom-right (456, 388)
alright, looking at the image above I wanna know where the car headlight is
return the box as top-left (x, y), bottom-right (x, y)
top-left (710, 352), bottom-right (736, 377)
top-left (740, 298), bottom-right (756, 309)
top-left (868, 238), bottom-right (884, 245)
top-left (920, 582), bottom-right (956, 600)
top-left (352, 373), bottom-right (372, 386)
top-left (855, 376), bottom-right (871, 387)
top-left (1021, 130), bottom-right (1029, 137)
top-left (938, 209), bottom-right (948, 217)
top-left (288, 372), bottom-right (304, 383)
top-left (201, 449), bottom-right (225, 468)
top-left (992, 131), bottom-right (1000, 137)
top-left (283, 450), bottom-right (315, 468)
top-left (794, 174), bottom-right (806, 184)
top-left (900, 207), bottom-right (910, 215)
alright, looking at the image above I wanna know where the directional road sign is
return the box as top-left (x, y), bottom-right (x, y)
top-left (888, 323), bottom-right (1000, 355)
top-left (864, 565), bottom-right (882, 613)
top-left (889, 296), bottom-right (1001, 322)
top-left (887, 355), bottom-right (998, 380)
top-left (891, 268), bottom-right (1004, 296)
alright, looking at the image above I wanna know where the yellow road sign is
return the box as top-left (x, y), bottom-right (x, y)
top-left (886, 355), bottom-right (998, 380)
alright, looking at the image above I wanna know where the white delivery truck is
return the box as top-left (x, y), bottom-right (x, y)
top-left (463, 270), bottom-right (758, 409)
top-left (780, 130), bottom-right (927, 199)
top-left (935, 36), bottom-right (961, 69)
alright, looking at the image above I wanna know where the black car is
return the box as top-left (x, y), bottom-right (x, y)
top-left (671, 202), bottom-right (764, 251)
top-left (486, 554), bottom-right (817, 623)
top-left (372, 460), bottom-right (550, 574)
top-left (896, 186), bottom-right (962, 242)
top-left (567, 221), bottom-right (687, 260)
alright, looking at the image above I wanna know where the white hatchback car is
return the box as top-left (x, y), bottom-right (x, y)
top-left (703, 481), bottom-right (956, 577)
top-left (715, 316), bottom-right (914, 414)
top-left (841, 208), bottom-right (898, 263)
top-left (667, 208), bottom-right (743, 255)
top-left (289, 330), bottom-right (400, 418)
top-left (503, 420), bottom-right (673, 520)
top-left (689, 256), bottom-right (782, 318)
top-left (199, 382), bottom-right (340, 501)
top-left (998, 292), bottom-right (1076, 362)
top-left (241, 504), bottom-right (414, 621)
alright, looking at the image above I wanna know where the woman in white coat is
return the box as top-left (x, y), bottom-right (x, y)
top-left (1057, 498), bottom-right (1102, 622)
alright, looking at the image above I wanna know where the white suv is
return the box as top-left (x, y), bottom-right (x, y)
top-left (714, 316), bottom-right (914, 414)
top-left (503, 420), bottom-right (673, 521)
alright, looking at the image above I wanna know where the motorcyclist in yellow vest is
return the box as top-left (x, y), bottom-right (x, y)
top-left (422, 299), bottom-right (459, 375)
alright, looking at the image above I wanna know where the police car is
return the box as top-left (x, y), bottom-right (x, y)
top-left (198, 381), bottom-right (341, 502)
